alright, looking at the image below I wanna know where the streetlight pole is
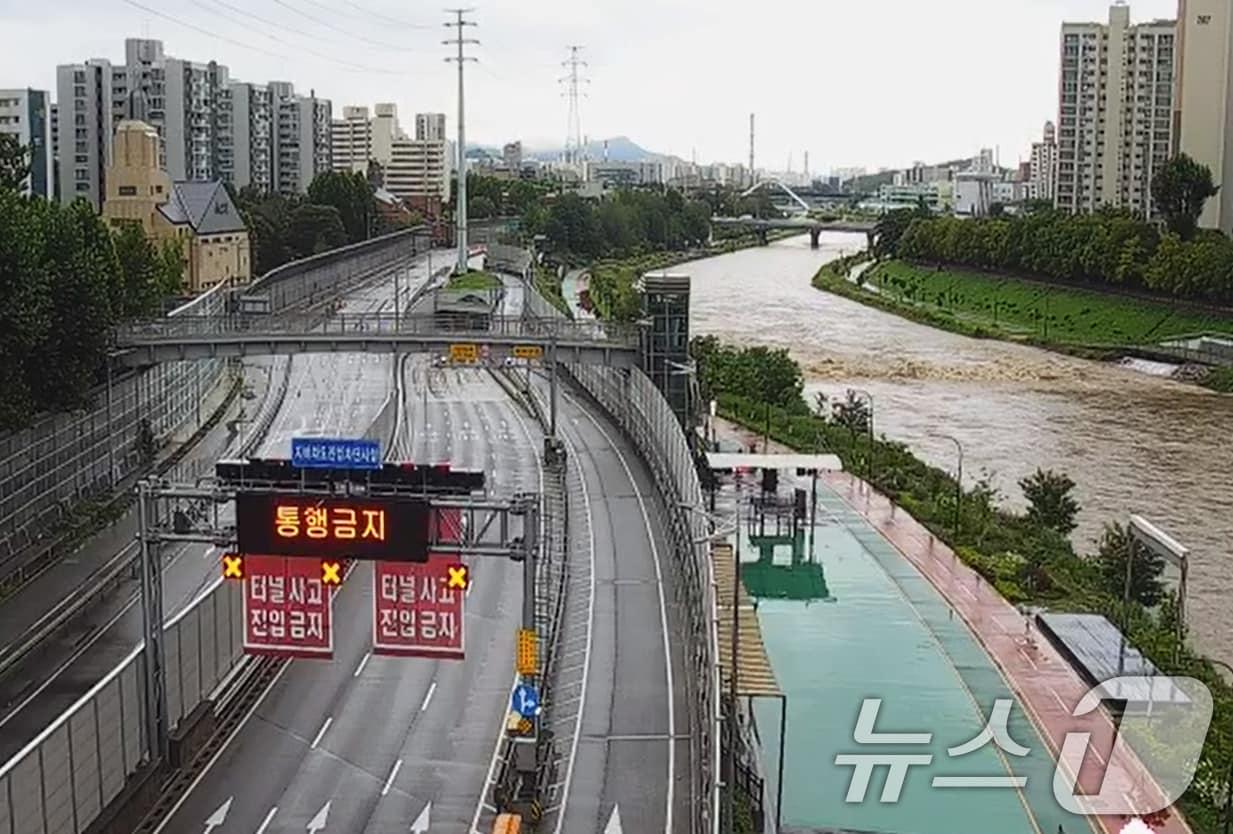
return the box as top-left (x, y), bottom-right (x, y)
top-left (937, 434), bottom-right (963, 540)
top-left (851, 388), bottom-right (875, 484)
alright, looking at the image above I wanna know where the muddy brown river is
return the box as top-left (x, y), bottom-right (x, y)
top-left (685, 233), bottom-right (1232, 663)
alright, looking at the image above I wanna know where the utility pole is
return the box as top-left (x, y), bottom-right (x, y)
top-left (560, 46), bottom-right (588, 168)
top-left (748, 112), bottom-right (755, 187)
top-left (444, 9), bottom-right (478, 276)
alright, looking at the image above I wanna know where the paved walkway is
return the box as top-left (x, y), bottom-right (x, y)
top-left (715, 418), bottom-right (1191, 834)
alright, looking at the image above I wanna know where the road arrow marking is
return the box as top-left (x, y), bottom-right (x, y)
top-left (307, 801), bottom-right (330, 832)
top-left (410, 802), bottom-right (431, 832)
top-left (203, 797), bottom-right (232, 833)
top-left (604, 805), bottom-right (622, 834)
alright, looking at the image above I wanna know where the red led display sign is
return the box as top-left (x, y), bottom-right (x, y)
top-left (235, 493), bottom-right (430, 561)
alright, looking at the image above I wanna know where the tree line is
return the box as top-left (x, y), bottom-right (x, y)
top-left (876, 153), bottom-right (1233, 303)
top-left (524, 187), bottom-right (712, 261)
top-left (0, 135), bottom-right (183, 430)
top-left (230, 170), bottom-right (399, 276)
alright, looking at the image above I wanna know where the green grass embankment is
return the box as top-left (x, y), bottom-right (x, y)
top-left (813, 257), bottom-right (1233, 384)
top-left (446, 270), bottom-right (502, 291)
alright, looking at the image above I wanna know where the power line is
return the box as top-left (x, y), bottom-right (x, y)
top-left (118, 0), bottom-right (289, 62)
top-left (192, 0), bottom-right (405, 73)
top-left (267, 0), bottom-right (418, 52)
top-left (559, 45), bottom-right (588, 165)
top-left (444, 8), bottom-right (478, 276)
top-left (336, 0), bottom-right (435, 30)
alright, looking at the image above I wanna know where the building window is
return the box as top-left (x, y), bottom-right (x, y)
top-left (118, 185), bottom-right (137, 196)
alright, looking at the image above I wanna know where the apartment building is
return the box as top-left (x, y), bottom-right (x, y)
top-left (1175, 0), bottom-right (1233, 233)
top-left (1029, 121), bottom-right (1059, 202)
top-left (55, 59), bottom-right (113, 207)
top-left (1055, 3), bottom-right (1175, 219)
top-left (331, 105), bottom-right (372, 173)
top-left (230, 82), bottom-right (273, 192)
top-left (56, 38), bottom-right (331, 204)
top-left (415, 112), bottom-right (446, 142)
top-left (0, 88), bottom-right (54, 198)
top-left (270, 82), bottom-right (331, 196)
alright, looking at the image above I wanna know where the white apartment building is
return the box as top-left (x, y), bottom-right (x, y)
top-left (1029, 121), bottom-right (1059, 202)
top-left (334, 103), bottom-right (449, 207)
top-left (0, 88), bottom-right (54, 198)
top-left (270, 82), bottom-right (332, 196)
top-left (56, 59), bottom-right (113, 207)
top-left (585, 159), bottom-right (664, 187)
top-left (416, 112), bottom-right (446, 142)
top-left (1056, 4), bottom-right (1175, 219)
top-left (955, 171), bottom-right (998, 216)
top-left (332, 105), bottom-right (371, 174)
top-left (230, 82), bottom-right (273, 192)
top-left (56, 39), bottom-right (331, 203)
top-left (1175, 0), bottom-right (1233, 233)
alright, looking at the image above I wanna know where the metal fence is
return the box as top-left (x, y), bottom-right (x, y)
top-left (0, 284), bottom-right (228, 572)
top-left (249, 227), bottom-right (432, 313)
top-left (0, 576), bottom-right (242, 834)
top-left (522, 261), bottom-right (720, 834)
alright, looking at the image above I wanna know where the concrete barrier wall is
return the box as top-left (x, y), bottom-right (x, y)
top-left (250, 227), bottom-right (432, 313)
top-left (0, 285), bottom-right (228, 570)
top-left (0, 576), bottom-right (241, 834)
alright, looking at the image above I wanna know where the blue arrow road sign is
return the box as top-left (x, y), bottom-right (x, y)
top-left (291, 438), bottom-right (382, 470)
top-left (512, 683), bottom-right (540, 718)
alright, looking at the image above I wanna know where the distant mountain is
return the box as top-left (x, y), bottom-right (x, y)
top-left (523, 136), bottom-right (660, 163)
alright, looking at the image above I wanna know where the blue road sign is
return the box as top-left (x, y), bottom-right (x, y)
top-left (511, 683), bottom-right (540, 718)
top-left (291, 438), bottom-right (381, 470)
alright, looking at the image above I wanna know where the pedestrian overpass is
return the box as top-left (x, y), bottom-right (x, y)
top-left (110, 311), bottom-right (640, 368)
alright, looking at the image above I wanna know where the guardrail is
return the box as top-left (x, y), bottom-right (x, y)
top-left (0, 576), bottom-right (242, 834)
top-left (520, 260), bottom-right (721, 834)
top-left (115, 312), bottom-right (634, 345)
top-left (0, 284), bottom-right (228, 584)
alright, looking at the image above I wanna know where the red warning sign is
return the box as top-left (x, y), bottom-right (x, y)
top-left (243, 554), bottom-right (334, 659)
top-left (372, 508), bottom-right (465, 659)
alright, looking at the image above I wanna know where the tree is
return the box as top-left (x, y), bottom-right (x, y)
top-left (0, 188), bottom-right (50, 426)
top-left (1095, 522), bottom-right (1166, 606)
top-left (287, 204), bottom-right (347, 258)
top-left (468, 194), bottom-right (496, 219)
top-left (1019, 468), bottom-right (1079, 536)
top-left (872, 206), bottom-right (927, 259)
top-left (0, 134), bottom-right (30, 193)
top-left (1151, 153), bottom-right (1218, 241)
top-left (158, 238), bottom-right (186, 297)
top-left (112, 222), bottom-right (163, 318)
top-left (831, 390), bottom-right (870, 434)
top-left (308, 170), bottom-right (374, 244)
top-left (30, 200), bottom-right (118, 412)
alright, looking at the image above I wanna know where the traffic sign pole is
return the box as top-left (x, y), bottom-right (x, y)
top-left (137, 480), bottom-right (169, 764)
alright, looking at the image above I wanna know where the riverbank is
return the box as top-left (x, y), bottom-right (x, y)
top-left (812, 256), bottom-right (1233, 391)
top-left (585, 230), bottom-right (800, 321)
top-left (713, 392), bottom-right (1232, 833)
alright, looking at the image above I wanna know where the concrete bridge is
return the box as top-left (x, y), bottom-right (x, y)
top-left (110, 311), bottom-right (638, 368)
top-left (712, 215), bottom-right (876, 248)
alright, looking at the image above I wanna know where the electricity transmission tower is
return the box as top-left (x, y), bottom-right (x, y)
top-left (559, 45), bottom-right (588, 166)
top-left (444, 8), bottom-right (478, 275)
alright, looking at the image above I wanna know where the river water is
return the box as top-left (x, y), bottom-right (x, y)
top-left (684, 233), bottom-right (1232, 663)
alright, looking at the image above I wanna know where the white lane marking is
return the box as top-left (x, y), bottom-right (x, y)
top-left (420, 681), bottom-right (437, 712)
top-left (203, 796), bottom-right (231, 833)
top-left (310, 716), bottom-right (332, 749)
top-left (469, 396), bottom-right (545, 833)
top-left (204, 545), bottom-right (219, 560)
top-left (1049, 687), bottom-right (1067, 712)
top-left (576, 405), bottom-right (677, 834)
top-left (551, 420), bottom-right (597, 834)
top-left (152, 662), bottom-right (292, 833)
top-left (255, 807), bottom-right (278, 834)
top-left (381, 758), bottom-right (403, 796)
top-left (354, 651), bottom-right (371, 677)
top-left (604, 804), bottom-right (624, 834)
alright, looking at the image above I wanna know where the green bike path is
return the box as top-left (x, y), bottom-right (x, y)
top-left (747, 479), bottom-right (1092, 834)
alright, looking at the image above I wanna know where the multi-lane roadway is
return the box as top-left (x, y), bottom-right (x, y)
top-left (0, 251), bottom-right (692, 833)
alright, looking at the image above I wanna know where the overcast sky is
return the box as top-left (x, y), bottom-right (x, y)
top-left (2, 0), bottom-right (1179, 172)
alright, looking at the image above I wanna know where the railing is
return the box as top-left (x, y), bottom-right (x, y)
top-left (114, 312), bottom-right (636, 348)
top-left (521, 261), bottom-right (720, 834)
top-left (0, 577), bottom-right (242, 834)
top-left (0, 281), bottom-right (228, 585)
